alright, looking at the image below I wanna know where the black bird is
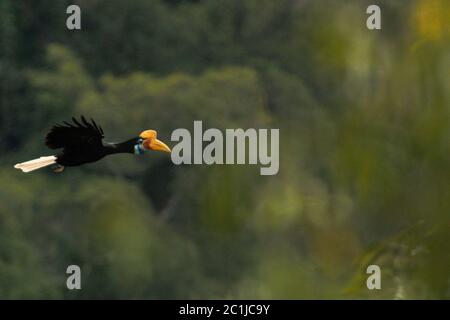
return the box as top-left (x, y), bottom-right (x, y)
top-left (14, 116), bottom-right (171, 173)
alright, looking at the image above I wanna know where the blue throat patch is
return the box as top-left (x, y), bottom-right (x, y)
top-left (134, 143), bottom-right (145, 155)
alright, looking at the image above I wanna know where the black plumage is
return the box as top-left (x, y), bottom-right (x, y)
top-left (46, 116), bottom-right (138, 167)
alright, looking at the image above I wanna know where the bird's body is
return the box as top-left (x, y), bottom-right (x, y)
top-left (14, 116), bottom-right (171, 173)
top-left (55, 140), bottom-right (133, 167)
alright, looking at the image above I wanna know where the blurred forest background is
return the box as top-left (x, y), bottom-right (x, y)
top-left (0, 0), bottom-right (449, 299)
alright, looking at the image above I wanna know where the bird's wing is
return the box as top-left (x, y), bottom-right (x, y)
top-left (45, 116), bottom-right (105, 150)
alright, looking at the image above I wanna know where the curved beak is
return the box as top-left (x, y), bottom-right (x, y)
top-left (145, 138), bottom-right (171, 153)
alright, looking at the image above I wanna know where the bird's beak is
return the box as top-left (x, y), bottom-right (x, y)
top-left (144, 138), bottom-right (171, 153)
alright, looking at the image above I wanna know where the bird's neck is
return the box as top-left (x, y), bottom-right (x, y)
top-left (103, 139), bottom-right (137, 155)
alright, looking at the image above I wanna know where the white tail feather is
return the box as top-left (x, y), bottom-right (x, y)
top-left (14, 156), bottom-right (57, 173)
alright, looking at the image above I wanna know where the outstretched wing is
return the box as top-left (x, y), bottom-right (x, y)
top-left (45, 116), bottom-right (105, 150)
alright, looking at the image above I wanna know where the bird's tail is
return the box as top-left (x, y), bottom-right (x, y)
top-left (14, 156), bottom-right (57, 173)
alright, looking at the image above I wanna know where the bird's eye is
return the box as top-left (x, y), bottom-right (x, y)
top-left (138, 138), bottom-right (144, 144)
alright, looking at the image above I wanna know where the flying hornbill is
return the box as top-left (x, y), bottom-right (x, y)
top-left (14, 116), bottom-right (171, 173)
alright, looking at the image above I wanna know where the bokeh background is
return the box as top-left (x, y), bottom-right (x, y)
top-left (0, 0), bottom-right (449, 299)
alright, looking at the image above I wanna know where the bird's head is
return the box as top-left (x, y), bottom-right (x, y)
top-left (137, 130), bottom-right (171, 154)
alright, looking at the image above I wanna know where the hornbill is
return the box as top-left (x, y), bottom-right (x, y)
top-left (14, 116), bottom-right (171, 173)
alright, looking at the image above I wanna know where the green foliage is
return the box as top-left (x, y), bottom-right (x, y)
top-left (0, 0), bottom-right (448, 299)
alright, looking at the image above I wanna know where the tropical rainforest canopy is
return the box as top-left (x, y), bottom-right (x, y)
top-left (0, 0), bottom-right (449, 299)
